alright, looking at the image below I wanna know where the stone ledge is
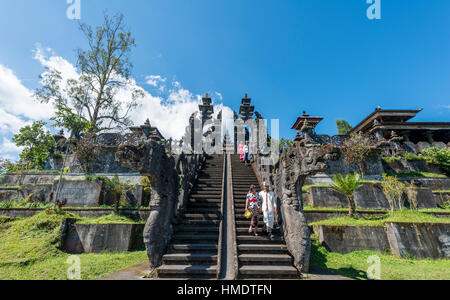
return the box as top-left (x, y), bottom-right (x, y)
top-left (63, 222), bottom-right (145, 253)
top-left (314, 222), bottom-right (450, 259)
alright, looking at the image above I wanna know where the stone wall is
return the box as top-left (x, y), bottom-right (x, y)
top-left (325, 156), bottom-right (384, 176)
top-left (0, 174), bottom-right (147, 207)
top-left (314, 223), bottom-right (450, 259)
top-left (313, 225), bottom-right (390, 254)
top-left (62, 222), bottom-right (145, 253)
top-left (382, 159), bottom-right (442, 175)
top-left (56, 179), bottom-right (103, 207)
top-left (0, 208), bottom-right (151, 220)
top-left (386, 223), bottom-right (450, 259)
top-left (0, 188), bottom-right (20, 202)
top-left (306, 183), bottom-right (438, 209)
top-left (304, 210), bottom-right (387, 224)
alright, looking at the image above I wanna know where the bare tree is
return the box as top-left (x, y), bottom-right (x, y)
top-left (36, 13), bottom-right (144, 136)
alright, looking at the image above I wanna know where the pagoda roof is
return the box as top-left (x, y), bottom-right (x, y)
top-left (291, 112), bottom-right (324, 130)
top-left (350, 108), bottom-right (423, 134)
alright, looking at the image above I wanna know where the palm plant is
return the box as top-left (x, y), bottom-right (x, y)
top-left (103, 175), bottom-right (137, 212)
top-left (330, 173), bottom-right (363, 217)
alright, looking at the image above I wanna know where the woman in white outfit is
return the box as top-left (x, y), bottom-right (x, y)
top-left (259, 182), bottom-right (277, 240)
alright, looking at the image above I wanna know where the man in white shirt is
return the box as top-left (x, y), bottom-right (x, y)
top-left (259, 182), bottom-right (277, 240)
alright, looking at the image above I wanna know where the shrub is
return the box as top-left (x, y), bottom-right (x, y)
top-left (381, 174), bottom-right (407, 211)
top-left (421, 147), bottom-right (450, 176)
top-left (406, 180), bottom-right (419, 210)
top-left (341, 133), bottom-right (374, 176)
top-left (382, 156), bottom-right (401, 164)
top-left (403, 152), bottom-right (423, 161)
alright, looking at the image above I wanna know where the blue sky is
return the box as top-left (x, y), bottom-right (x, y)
top-left (0, 0), bottom-right (449, 159)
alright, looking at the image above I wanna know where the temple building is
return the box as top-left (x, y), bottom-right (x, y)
top-left (350, 108), bottom-right (450, 145)
top-left (292, 111), bottom-right (324, 142)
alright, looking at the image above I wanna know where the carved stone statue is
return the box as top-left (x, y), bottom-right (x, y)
top-left (273, 142), bottom-right (339, 273)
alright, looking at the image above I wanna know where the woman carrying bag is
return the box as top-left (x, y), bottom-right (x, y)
top-left (245, 185), bottom-right (262, 236)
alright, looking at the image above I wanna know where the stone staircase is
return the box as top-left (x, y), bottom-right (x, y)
top-left (157, 155), bottom-right (224, 279)
top-left (231, 155), bottom-right (300, 279)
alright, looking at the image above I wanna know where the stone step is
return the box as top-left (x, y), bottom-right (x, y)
top-left (184, 214), bottom-right (220, 220)
top-left (239, 265), bottom-right (298, 277)
top-left (196, 180), bottom-right (223, 184)
top-left (192, 186), bottom-right (222, 191)
top-left (189, 199), bottom-right (222, 204)
top-left (185, 209), bottom-right (221, 215)
top-left (197, 176), bottom-right (223, 180)
top-left (173, 234), bottom-right (219, 241)
top-left (190, 194), bottom-right (222, 199)
top-left (237, 235), bottom-right (284, 244)
top-left (238, 244), bottom-right (288, 254)
top-left (196, 183), bottom-right (218, 188)
top-left (236, 227), bottom-right (272, 234)
top-left (180, 219), bottom-right (220, 226)
top-left (239, 254), bottom-right (292, 264)
top-left (158, 265), bottom-right (218, 277)
top-left (163, 253), bottom-right (218, 264)
top-left (188, 203), bottom-right (221, 209)
top-left (168, 243), bottom-right (218, 252)
top-left (175, 226), bottom-right (220, 233)
top-left (190, 190), bottom-right (222, 195)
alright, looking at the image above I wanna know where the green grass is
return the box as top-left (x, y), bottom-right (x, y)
top-left (0, 201), bottom-right (55, 209)
top-left (302, 181), bottom-right (381, 193)
top-left (0, 186), bottom-right (21, 190)
top-left (302, 184), bottom-right (331, 193)
top-left (310, 209), bottom-right (450, 227)
top-left (77, 213), bottom-right (145, 225)
top-left (0, 210), bottom-right (148, 280)
top-left (382, 156), bottom-right (402, 164)
top-left (0, 251), bottom-right (147, 280)
top-left (310, 241), bottom-right (450, 280)
top-left (7, 170), bottom-right (60, 175)
top-left (386, 171), bottom-right (448, 178)
top-left (433, 190), bottom-right (450, 194)
top-left (303, 205), bottom-right (386, 213)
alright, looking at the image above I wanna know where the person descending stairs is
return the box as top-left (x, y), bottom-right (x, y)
top-left (231, 155), bottom-right (300, 279)
top-left (157, 155), bottom-right (224, 279)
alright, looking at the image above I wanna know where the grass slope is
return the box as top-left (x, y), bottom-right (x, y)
top-left (0, 210), bottom-right (147, 280)
top-left (310, 241), bottom-right (450, 280)
top-left (310, 209), bottom-right (450, 227)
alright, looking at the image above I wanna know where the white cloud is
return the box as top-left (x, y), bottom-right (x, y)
top-left (0, 137), bottom-right (23, 161)
top-left (0, 108), bottom-right (31, 135)
top-left (145, 75), bottom-right (167, 87)
top-left (215, 92), bottom-right (223, 101)
top-left (0, 64), bottom-right (53, 120)
top-left (1, 45), bottom-right (232, 161)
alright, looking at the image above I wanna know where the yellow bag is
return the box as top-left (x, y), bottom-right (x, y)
top-left (244, 209), bottom-right (252, 219)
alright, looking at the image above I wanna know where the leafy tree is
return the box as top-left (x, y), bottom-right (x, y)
top-left (36, 13), bottom-right (144, 136)
top-left (279, 138), bottom-right (294, 153)
top-left (341, 133), bottom-right (373, 176)
top-left (336, 120), bottom-right (353, 135)
top-left (406, 180), bottom-right (419, 210)
top-left (330, 173), bottom-right (363, 217)
top-left (0, 158), bottom-right (13, 175)
top-left (12, 121), bottom-right (55, 170)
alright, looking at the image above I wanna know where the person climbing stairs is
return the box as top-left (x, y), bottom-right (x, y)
top-left (231, 155), bottom-right (300, 279)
